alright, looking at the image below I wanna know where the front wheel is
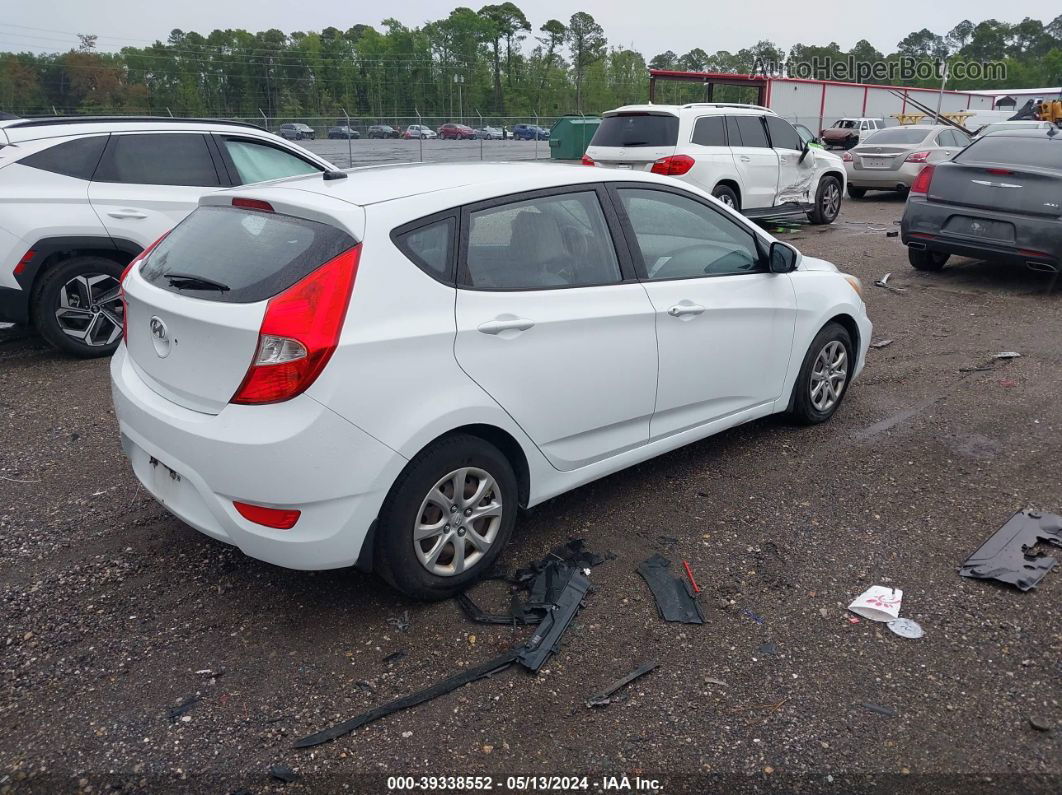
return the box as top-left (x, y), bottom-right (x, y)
top-left (807, 176), bottom-right (842, 225)
top-left (908, 248), bottom-right (949, 271)
top-left (788, 322), bottom-right (854, 425)
top-left (33, 255), bottom-right (126, 358)
top-left (374, 434), bottom-right (518, 600)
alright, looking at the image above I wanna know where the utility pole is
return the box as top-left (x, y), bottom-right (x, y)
top-left (454, 74), bottom-right (465, 125)
top-left (934, 58), bottom-right (948, 123)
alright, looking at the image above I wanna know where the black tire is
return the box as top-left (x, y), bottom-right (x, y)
top-left (788, 322), bottom-right (854, 425)
top-left (807, 175), bottom-right (842, 225)
top-left (847, 186), bottom-right (867, 199)
top-left (33, 255), bottom-right (126, 358)
top-left (374, 434), bottom-right (518, 601)
top-left (908, 248), bottom-right (949, 271)
top-left (712, 184), bottom-right (740, 211)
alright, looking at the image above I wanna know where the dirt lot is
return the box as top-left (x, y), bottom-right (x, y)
top-left (1, 183), bottom-right (1060, 793)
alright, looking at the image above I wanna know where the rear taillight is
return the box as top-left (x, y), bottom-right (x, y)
top-left (650, 154), bottom-right (695, 176)
top-left (120, 231), bottom-right (171, 345)
top-left (233, 501), bottom-right (300, 530)
top-left (581, 154), bottom-right (596, 167)
top-left (910, 164), bottom-right (935, 195)
top-left (905, 151), bottom-right (931, 163)
top-left (842, 151), bottom-right (854, 162)
top-left (231, 244), bottom-right (361, 405)
top-left (13, 249), bottom-right (35, 277)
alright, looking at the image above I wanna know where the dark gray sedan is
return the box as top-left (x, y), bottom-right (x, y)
top-left (901, 128), bottom-right (1061, 273)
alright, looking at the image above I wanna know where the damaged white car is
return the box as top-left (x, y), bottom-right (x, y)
top-left (583, 104), bottom-right (846, 225)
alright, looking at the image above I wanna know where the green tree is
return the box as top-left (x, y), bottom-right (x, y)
top-left (565, 11), bottom-right (606, 113)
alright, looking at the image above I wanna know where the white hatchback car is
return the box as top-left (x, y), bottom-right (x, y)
top-left (111, 163), bottom-right (871, 600)
top-left (583, 104), bottom-right (846, 225)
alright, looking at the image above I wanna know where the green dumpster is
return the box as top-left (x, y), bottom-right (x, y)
top-left (548, 115), bottom-right (601, 160)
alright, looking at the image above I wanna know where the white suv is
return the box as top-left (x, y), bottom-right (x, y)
top-left (0, 116), bottom-right (334, 356)
top-left (583, 104), bottom-right (846, 225)
top-left (111, 162), bottom-right (871, 600)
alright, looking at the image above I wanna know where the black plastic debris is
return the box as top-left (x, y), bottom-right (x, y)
top-left (167, 695), bottom-right (200, 721)
top-left (861, 703), bottom-right (897, 717)
top-left (586, 661), bottom-right (658, 707)
top-left (269, 763), bottom-right (298, 783)
top-left (387, 611), bottom-right (411, 633)
top-left (457, 538), bottom-right (604, 626)
top-left (295, 559), bottom-right (593, 748)
top-left (383, 650), bottom-right (407, 665)
top-left (959, 510), bottom-right (1062, 591)
top-left (638, 554), bottom-right (704, 624)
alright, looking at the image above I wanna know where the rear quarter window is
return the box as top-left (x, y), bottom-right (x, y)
top-left (691, 117), bottom-right (726, 147)
top-left (140, 206), bottom-right (357, 303)
top-left (393, 216), bottom-right (455, 281)
top-left (19, 135), bottom-right (107, 180)
top-left (592, 114), bottom-right (678, 147)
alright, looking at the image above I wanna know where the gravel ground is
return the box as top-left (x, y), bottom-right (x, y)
top-left (1, 181), bottom-right (1060, 794)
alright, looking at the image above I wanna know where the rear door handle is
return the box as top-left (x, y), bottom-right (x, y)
top-left (107, 210), bottom-right (148, 220)
top-left (738, 155), bottom-right (751, 162)
top-left (477, 317), bottom-right (535, 335)
top-left (667, 304), bottom-right (705, 318)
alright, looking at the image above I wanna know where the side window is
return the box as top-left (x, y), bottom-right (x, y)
top-left (394, 217), bottom-right (455, 280)
top-left (691, 116), bottom-right (727, 146)
top-left (465, 191), bottom-right (621, 289)
top-left (222, 138), bottom-right (321, 184)
top-left (936, 131), bottom-right (954, 147)
top-left (954, 130), bottom-right (971, 147)
top-left (618, 188), bottom-right (763, 279)
top-left (19, 135), bottom-right (107, 180)
top-left (94, 133), bottom-right (221, 187)
top-left (733, 116), bottom-right (770, 148)
top-left (764, 116), bottom-right (801, 151)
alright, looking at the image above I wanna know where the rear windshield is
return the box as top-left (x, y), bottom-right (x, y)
top-left (592, 114), bottom-right (678, 147)
top-left (864, 128), bottom-right (931, 145)
top-left (956, 137), bottom-right (1062, 171)
top-left (140, 206), bottom-right (356, 303)
top-left (978, 122), bottom-right (1045, 136)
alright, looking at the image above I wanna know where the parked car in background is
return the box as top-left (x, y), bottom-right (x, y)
top-left (512, 124), bottom-right (549, 141)
top-left (843, 125), bottom-right (971, 198)
top-left (0, 116), bottom-right (334, 357)
top-left (111, 161), bottom-right (870, 600)
top-left (404, 124), bottom-right (437, 140)
top-left (821, 118), bottom-right (886, 149)
top-left (972, 120), bottom-right (1055, 138)
top-left (901, 128), bottom-right (1061, 273)
top-left (584, 104), bottom-right (847, 225)
top-left (368, 125), bottom-right (400, 139)
top-left (327, 125), bottom-right (360, 139)
top-left (278, 123), bottom-right (316, 140)
top-left (437, 123), bottom-right (475, 140)
top-left (474, 126), bottom-right (503, 140)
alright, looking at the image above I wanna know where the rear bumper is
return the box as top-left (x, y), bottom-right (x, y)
top-left (110, 345), bottom-right (407, 570)
top-left (846, 163), bottom-right (922, 189)
top-left (901, 200), bottom-right (1061, 268)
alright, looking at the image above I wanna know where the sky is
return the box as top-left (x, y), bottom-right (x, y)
top-left (2, 0), bottom-right (1060, 58)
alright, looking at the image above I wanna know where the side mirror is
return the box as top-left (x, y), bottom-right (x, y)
top-left (769, 241), bottom-right (799, 273)
top-left (798, 142), bottom-right (811, 163)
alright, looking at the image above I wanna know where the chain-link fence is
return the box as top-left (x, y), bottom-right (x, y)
top-left (228, 115), bottom-right (564, 139)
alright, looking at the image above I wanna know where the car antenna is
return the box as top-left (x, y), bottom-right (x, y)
top-left (323, 170), bottom-right (348, 181)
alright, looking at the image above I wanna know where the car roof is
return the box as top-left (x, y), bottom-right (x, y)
top-left (603, 103), bottom-right (773, 117)
top-left (215, 161), bottom-right (675, 208)
top-left (0, 115), bottom-right (267, 143)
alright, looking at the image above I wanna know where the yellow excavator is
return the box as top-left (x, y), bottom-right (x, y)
top-left (1034, 98), bottom-right (1062, 125)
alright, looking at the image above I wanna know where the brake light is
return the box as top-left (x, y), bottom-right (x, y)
top-left (842, 151), bottom-right (854, 162)
top-left (233, 501), bottom-right (300, 530)
top-left (232, 197), bottom-right (274, 213)
top-left (910, 164), bottom-right (935, 195)
top-left (120, 231), bottom-right (171, 345)
top-left (13, 249), bottom-right (35, 277)
top-left (581, 154), bottom-right (596, 167)
top-left (650, 154), bottom-right (695, 176)
top-left (905, 151), bottom-right (931, 163)
top-left (231, 244), bottom-right (360, 405)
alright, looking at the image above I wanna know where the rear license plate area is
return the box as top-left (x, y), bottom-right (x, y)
top-left (148, 455), bottom-right (184, 502)
top-left (861, 157), bottom-right (892, 169)
top-left (943, 215), bottom-right (1015, 242)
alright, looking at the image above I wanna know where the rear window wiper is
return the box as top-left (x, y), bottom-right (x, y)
top-left (163, 272), bottom-right (231, 292)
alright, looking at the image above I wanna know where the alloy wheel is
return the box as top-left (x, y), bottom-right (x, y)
top-left (821, 181), bottom-right (841, 219)
top-left (413, 467), bottom-right (503, 577)
top-left (54, 273), bottom-right (123, 348)
top-left (809, 340), bottom-right (848, 412)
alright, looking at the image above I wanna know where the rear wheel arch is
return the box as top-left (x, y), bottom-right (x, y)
top-left (420, 424), bottom-right (531, 509)
top-left (25, 237), bottom-right (139, 319)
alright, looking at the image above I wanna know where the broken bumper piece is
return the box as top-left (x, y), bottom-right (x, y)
top-left (959, 510), bottom-right (1062, 591)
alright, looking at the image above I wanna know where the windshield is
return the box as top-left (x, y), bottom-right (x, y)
top-left (834, 120), bottom-right (858, 129)
top-left (864, 128), bottom-right (932, 145)
top-left (592, 114), bottom-right (679, 147)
